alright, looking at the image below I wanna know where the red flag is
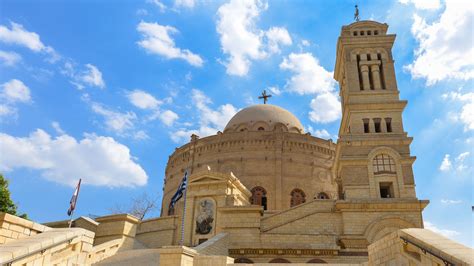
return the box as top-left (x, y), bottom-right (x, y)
top-left (67, 179), bottom-right (81, 216)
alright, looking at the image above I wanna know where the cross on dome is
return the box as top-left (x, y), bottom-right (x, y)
top-left (258, 90), bottom-right (272, 104)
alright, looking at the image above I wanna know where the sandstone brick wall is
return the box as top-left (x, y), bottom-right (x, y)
top-left (135, 215), bottom-right (178, 248)
top-left (163, 131), bottom-right (336, 213)
top-left (195, 232), bottom-right (229, 256)
top-left (0, 212), bottom-right (49, 244)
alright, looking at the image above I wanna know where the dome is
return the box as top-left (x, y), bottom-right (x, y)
top-left (224, 104), bottom-right (304, 133)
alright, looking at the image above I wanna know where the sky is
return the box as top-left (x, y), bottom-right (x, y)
top-left (0, 0), bottom-right (472, 247)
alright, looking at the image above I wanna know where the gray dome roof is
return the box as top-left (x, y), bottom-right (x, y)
top-left (224, 104), bottom-right (304, 133)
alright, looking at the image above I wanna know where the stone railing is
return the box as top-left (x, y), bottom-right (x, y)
top-left (0, 227), bottom-right (94, 265)
top-left (194, 232), bottom-right (229, 256)
top-left (261, 199), bottom-right (335, 232)
top-left (368, 228), bottom-right (473, 266)
top-left (0, 212), bottom-right (49, 244)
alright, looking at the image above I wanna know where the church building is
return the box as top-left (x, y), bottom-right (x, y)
top-left (156, 20), bottom-right (428, 263)
top-left (3, 19), bottom-right (472, 266)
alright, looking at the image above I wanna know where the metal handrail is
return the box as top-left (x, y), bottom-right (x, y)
top-left (400, 236), bottom-right (455, 266)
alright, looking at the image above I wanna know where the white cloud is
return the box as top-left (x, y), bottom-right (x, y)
top-left (171, 89), bottom-right (238, 143)
top-left (306, 126), bottom-right (331, 139)
top-left (0, 22), bottom-right (59, 62)
top-left (133, 130), bottom-right (150, 140)
top-left (192, 89), bottom-right (238, 130)
top-left (442, 91), bottom-right (474, 131)
top-left (439, 154), bottom-right (452, 171)
top-left (148, 0), bottom-right (167, 12)
top-left (0, 22), bottom-right (47, 52)
top-left (127, 89), bottom-right (162, 109)
top-left (267, 86), bottom-right (281, 96)
top-left (404, 1), bottom-right (474, 85)
top-left (0, 105), bottom-right (15, 117)
top-left (51, 121), bottom-right (66, 135)
top-left (398, 0), bottom-right (441, 10)
top-left (439, 151), bottom-right (471, 172)
top-left (174, 0), bottom-right (195, 9)
top-left (440, 199), bottom-right (462, 205)
top-left (1, 79), bottom-right (31, 103)
top-left (301, 39), bottom-right (310, 47)
top-left (159, 110), bottom-right (179, 126)
top-left (0, 129), bottom-right (147, 187)
top-left (91, 102), bottom-right (137, 134)
top-left (81, 64), bottom-right (105, 89)
top-left (455, 152), bottom-right (470, 171)
top-left (61, 61), bottom-right (105, 90)
top-left (309, 92), bottom-right (341, 124)
top-left (265, 27), bottom-right (292, 54)
top-left (137, 21), bottom-right (203, 67)
top-left (0, 50), bottom-right (21, 66)
top-left (126, 89), bottom-right (179, 127)
top-left (216, 0), bottom-right (292, 76)
top-left (280, 53), bottom-right (336, 95)
top-left (424, 221), bottom-right (460, 238)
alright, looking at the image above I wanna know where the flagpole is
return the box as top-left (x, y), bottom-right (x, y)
top-left (179, 172), bottom-right (188, 246)
top-left (68, 209), bottom-right (74, 228)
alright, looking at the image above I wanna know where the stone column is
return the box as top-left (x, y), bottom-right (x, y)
top-left (370, 64), bottom-right (382, 90)
top-left (360, 65), bottom-right (371, 90)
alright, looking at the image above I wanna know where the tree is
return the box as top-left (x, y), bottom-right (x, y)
top-left (109, 193), bottom-right (158, 220)
top-left (0, 174), bottom-right (28, 219)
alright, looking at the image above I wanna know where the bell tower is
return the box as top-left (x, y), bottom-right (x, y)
top-left (333, 21), bottom-right (417, 200)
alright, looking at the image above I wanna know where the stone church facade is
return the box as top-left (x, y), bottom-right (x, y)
top-left (4, 20), bottom-right (472, 266)
top-left (154, 20), bottom-right (428, 263)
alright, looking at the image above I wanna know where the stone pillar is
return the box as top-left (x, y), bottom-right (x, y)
top-left (94, 214), bottom-right (140, 250)
top-left (370, 64), bottom-right (382, 90)
top-left (159, 246), bottom-right (197, 266)
top-left (360, 65), bottom-right (371, 90)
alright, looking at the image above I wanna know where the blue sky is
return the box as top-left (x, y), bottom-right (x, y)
top-left (0, 0), bottom-right (472, 246)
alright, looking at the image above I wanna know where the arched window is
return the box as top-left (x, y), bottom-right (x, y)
top-left (258, 127), bottom-right (265, 131)
top-left (307, 258), bottom-right (327, 263)
top-left (235, 258), bottom-right (254, 263)
top-left (251, 186), bottom-right (267, 210)
top-left (290, 189), bottom-right (306, 207)
top-left (373, 154), bottom-right (396, 174)
top-left (269, 258), bottom-right (291, 263)
top-left (316, 192), bottom-right (329, 200)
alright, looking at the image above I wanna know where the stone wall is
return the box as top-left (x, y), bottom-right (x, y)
top-left (0, 212), bottom-right (49, 244)
top-left (135, 215), bottom-right (178, 248)
top-left (163, 131), bottom-right (336, 213)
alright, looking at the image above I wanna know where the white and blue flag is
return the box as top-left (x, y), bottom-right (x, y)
top-left (170, 171), bottom-right (188, 208)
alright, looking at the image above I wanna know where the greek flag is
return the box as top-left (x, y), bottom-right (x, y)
top-left (170, 171), bottom-right (188, 208)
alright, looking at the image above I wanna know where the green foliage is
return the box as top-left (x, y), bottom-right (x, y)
top-left (0, 174), bottom-right (28, 219)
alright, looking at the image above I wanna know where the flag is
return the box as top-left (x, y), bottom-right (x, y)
top-left (67, 179), bottom-right (81, 216)
top-left (170, 171), bottom-right (188, 208)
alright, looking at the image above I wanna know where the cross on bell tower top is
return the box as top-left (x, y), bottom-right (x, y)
top-left (258, 90), bottom-right (272, 104)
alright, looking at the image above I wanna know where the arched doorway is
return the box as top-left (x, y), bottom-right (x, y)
top-left (251, 186), bottom-right (267, 210)
top-left (269, 258), bottom-right (291, 263)
top-left (290, 188), bottom-right (306, 207)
